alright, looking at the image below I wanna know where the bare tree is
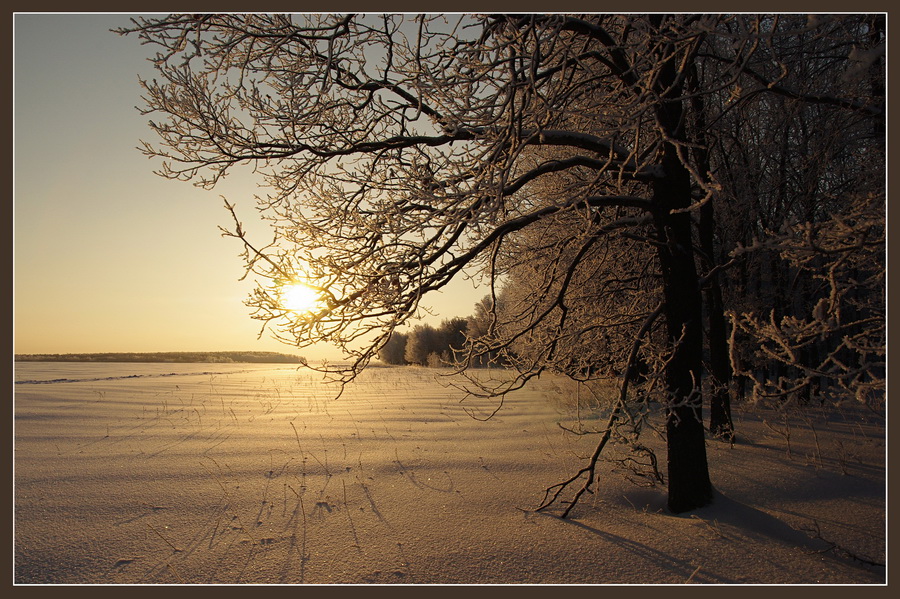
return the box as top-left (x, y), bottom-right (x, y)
top-left (119, 13), bottom-right (884, 515)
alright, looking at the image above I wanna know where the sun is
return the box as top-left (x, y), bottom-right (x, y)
top-left (281, 283), bottom-right (320, 313)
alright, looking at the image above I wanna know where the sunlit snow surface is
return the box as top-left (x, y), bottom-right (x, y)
top-left (14, 363), bottom-right (885, 584)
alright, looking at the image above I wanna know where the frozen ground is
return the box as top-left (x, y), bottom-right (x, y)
top-left (13, 363), bottom-right (886, 584)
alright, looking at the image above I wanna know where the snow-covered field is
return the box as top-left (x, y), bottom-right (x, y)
top-left (13, 363), bottom-right (886, 584)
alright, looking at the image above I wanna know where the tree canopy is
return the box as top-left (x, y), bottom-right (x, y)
top-left (120, 13), bottom-right (885, 515)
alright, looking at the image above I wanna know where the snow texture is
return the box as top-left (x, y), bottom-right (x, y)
top-left (14, 363), bottom-right (886, 585)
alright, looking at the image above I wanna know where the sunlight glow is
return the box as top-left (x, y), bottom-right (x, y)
top-left (281, 283), bottom-right (320, 313)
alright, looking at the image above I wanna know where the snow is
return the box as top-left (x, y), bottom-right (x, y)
top-left (13, 363), bottom-right (886, 585)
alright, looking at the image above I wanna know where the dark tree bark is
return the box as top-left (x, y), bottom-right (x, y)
top-left (653, 158), bottom-right (713, 513)
top-left (650, 28), bottom-right (713, 513)
top-left (703, 246), bottom-right (735, 439)
top-left (687, 65), bottom-right (735, 442)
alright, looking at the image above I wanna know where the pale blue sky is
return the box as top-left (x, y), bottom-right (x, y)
top-left (13, 13), bottom-right (484, 359)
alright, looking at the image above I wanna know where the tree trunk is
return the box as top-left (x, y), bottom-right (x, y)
top-left (699, 196), bottom-right (734, 440)
top-left (652, 115), bottom-right (713, 513)
top-left (705, 278), bottom-right (734, 439)
top-left (649, 23), bottom-right (713, 513)
top-left (653, 160), bottom-right (714, 513)
top-left (689, 72), bottom-right (735, 442)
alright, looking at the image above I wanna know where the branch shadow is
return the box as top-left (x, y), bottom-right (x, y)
top-left (530, 510), bottom-right (737, 583)
top-left (534, 486), bottom-right (884, 583)
top-left (688, 489), bottom-right (884, 574)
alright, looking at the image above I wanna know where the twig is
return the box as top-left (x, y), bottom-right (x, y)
top-left (146, 523), bottom-right (182, 553)
top-left (685, 565), bottom-right (702, 583)
top-left (537, 303), bottom-right (663, 518)
top-left (800, 519), bottom-right (885, 568)
top-left (166, 562), bottom-right (187, 583)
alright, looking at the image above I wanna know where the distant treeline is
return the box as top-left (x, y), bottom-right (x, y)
top-left (14, 351), bottom-right (305, 364)
top-left (378, 318), bottom-right (468, 367)
top-left (377, 296), bottom-right (506, 368)
top-left (378, 314), bottom-right (502, 368)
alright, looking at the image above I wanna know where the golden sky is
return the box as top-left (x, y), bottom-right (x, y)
top-left (13, 13), bottom-right (483, 360)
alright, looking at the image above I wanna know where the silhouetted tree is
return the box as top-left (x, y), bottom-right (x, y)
top-left (438, 317), bottom-right (469, 363)
top-left (121, 13), bottom-right (884, 515)
top-left (378, 331), bottom-right (408, 365)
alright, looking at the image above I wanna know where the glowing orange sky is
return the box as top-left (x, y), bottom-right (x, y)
top-left (13, 14), bottom-right (484, 360)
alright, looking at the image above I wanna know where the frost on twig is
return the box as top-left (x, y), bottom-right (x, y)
top-left (727, 192), bottom-right (884, 410)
